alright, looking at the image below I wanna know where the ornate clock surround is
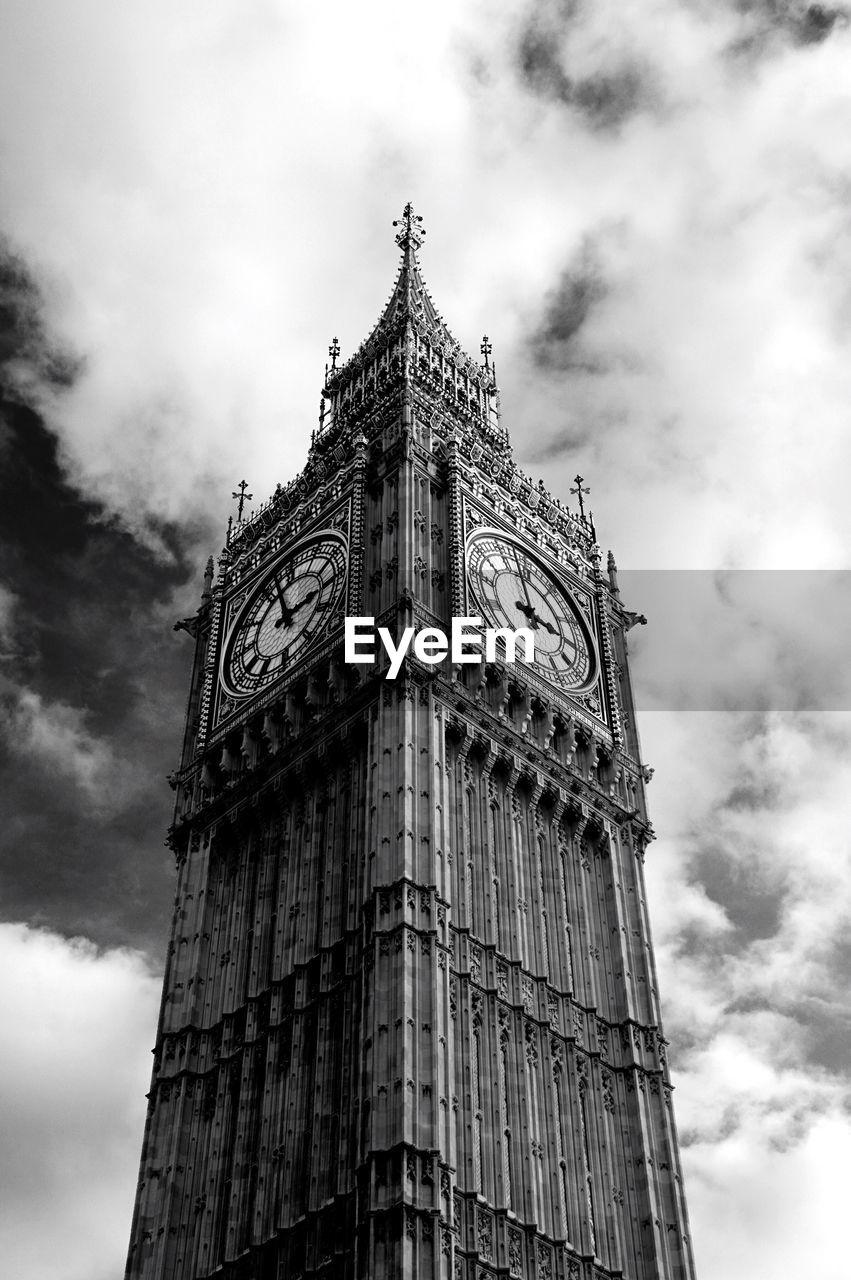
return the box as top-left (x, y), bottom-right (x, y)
top-left (464, 525), bottom-right (599, 691)
top-left (460, 496), bottom-right (609, 728)
top-left (219, 528), bottom-right (348, 700)
top-left (208, 499), bottom-right (356, 737)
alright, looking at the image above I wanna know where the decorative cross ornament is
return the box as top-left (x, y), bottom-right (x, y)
top-left (480, 335), bottom-right (492, 369)
top-left (328, 337), bottom-right (340, 371)
top-left (570, 474), bottom-right (590, 521)
top-left (232, 479), bottom-right (253, 521)
top-left (393, 202), bottom-right (426, 252)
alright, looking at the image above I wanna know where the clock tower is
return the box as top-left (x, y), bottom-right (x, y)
top-left (126, 206), bottom-right (696, 1280)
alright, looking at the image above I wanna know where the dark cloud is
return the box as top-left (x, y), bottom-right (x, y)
top-left (528, 240), bottom-right (609, 373)
top-left (513, 1), bottom-right (846, 118)
top-left (515, 4), bottom-right (654, 130)
top-left (0, 243), bottom-right (82, 391)
top-left (798, 996), bottom-right (851, 1076)
top-left (0, 244), bottom-right (207, 953)
top-left (726, 2), bottom-right (848, 56)
top-left (519, 244), bottom-right (615, 460)
top-left (694, 844), bottom-right (785, 942)
top-left (796, 3), bottom-right (846, 41)
top-left (521, 424), bottom-right (596, 463)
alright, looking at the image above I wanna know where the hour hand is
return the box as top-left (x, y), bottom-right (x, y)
top-left (273, 579), bottom-right (294, 628)
top-left (516, 601), bottom-right (558, 636)
top-left (515, 600), bottom-right (539, 629)
top-left (288, 588), bottom-right (317, 615)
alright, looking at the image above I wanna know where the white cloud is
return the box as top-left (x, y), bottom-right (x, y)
top-left (0, 924), bottom-right (159, 1280)
top-left (685, 1107), bottom-right (851, 1279)
top-left (642, 711), bottom-right (851, 1278)
top-left (0, 0), bottom-right (485, 545)
top-left (0, 1), bottom-right (845, 570)
top-left (459, 2), bottom-right (851, 568)
top-left (644, 711), bottom-right (851, 1018)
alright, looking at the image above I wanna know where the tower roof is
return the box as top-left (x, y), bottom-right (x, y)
top-left (224, 207), bottom-right (596, 569)
top-left (323, 202), bottom-right (494, 399)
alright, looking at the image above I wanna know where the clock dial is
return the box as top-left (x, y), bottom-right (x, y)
top-left (466, 532), bottom-right (597, 690)
top-left (222, 534), bottom-right (347, 696)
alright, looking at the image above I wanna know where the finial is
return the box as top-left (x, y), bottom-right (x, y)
top-left (393, 202), bottom-right (426, 253)
top-left (232, 479), bottom-right (253, 521)
top-left (202, 556), bottom-right (214, 598)
top-left (328, 336), bottom-right (340, 371)
top-left (607, 550), bottom-right (619, 595)
top-left (480, 335), bottom-right (492, 370)
top-left (570, 474), bottom-right (590, 522)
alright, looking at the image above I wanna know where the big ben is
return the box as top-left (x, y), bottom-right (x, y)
top-left (126, 205), bottom-right (696, 1280)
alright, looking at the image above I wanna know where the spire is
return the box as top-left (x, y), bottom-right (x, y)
top-left (378, 202), bottom-right (440, 333)
top-left (324, 203), bottom-right (455, 386)
top-left (318, 205), bottom-right (503, 447)
top-left (393, 202), bottom-right (426, 318)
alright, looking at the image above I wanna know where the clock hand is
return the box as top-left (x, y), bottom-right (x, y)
top-left (273, 586), bottom-right (318, 629)
top-left (514, 552), bottom-right (534, 612)
top-left (515, 600), bottom-right (540, 629)
top-left (273, 578), bottom-right (295, 629)
top-left (288, 588), bottom-right (318, 614)
top-left (515, 601), bottom-right (559, 637)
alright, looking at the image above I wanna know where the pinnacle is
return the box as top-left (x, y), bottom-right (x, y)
top-left (392, 201), bottom-right (426, 254)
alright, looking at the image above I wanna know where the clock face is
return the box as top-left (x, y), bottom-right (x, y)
top-left (221, 534), bottom-right (347, 697)
top-left (466, 532), bottom-right (597, 690)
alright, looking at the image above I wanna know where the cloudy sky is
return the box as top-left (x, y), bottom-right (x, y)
top-left (1, 2), bottom-right (850, 1277)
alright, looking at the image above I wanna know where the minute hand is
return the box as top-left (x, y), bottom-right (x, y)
top-left (514, 553), bottom-right (534, 612)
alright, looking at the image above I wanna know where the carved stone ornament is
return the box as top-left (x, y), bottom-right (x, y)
top-left (477, 1208), bottom-right (493, 1261)
top-left (508, 1227), bottom-right (523, 1278)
